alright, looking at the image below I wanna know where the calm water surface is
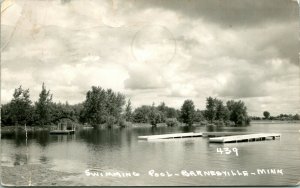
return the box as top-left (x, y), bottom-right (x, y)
top-left (1, 122), bottom-right (300, 186)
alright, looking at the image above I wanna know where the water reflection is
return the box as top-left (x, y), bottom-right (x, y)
top-left (1, 123), bottom-right (300, 186)
top-left (78, 128), bottom-right (127, 147)
top-left (2, 130), bottom-right (50, 147)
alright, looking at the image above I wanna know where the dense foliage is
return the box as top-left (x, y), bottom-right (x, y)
top-left (132, 105), bottom-right (164, 126)
top-left (35, 83), bottom-right (53, 126)
top-left (251, 113), bottom-right (300, 121)
top-left (203, 97), bottom-right (250, 126)
top-left (80, 86), bottom-right (125, 127)
top-left (9, 86), bottom-right (33, 126)
top-left (5, 84), bottom-right (295, 128)
top-left (226, 100), bottom-right (250, 125)
top-left (124, 99), bottom-right (133, 122)
top-left (263, 111), bottom-right (270, 119)
top-left (180, 100), bottom-right (196, 126)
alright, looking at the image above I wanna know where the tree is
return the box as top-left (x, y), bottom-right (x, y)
top-left (82, 87), bottom-right (108, 125)
top-left (10, 86), bottom-right (33, 126)
top-left (1, 103), bottom-right (13, 126)
top-left (50, 102), bottom-right (76, 124)
top-left (215, 100), bottom-right (230, 121)
top-left (124, 99), bottom-right (133, 122)
top-left (35, 83), bottom-right (53, 126)
top-left (157, 102), bottom-right (167, 122)
top-left (227, 100), bottom-right (250, 125)
top-left (157, 102), bottom-right (167, 113)
top-left (81, 86), bottom-right (125, 127)
top-left (132, 104), bottom-right (163, 126)
top-left (180, 100), bottom-right (195, 126)
top-left (105, 89), bottom-right (125, 120)
top-left (149, 106), bottom-right (163, 126)
top-left (157, 102), bottom-right (178, 120)
top-left (263, 111), bottom-right (270, 119)
top-left (205, 97), bottom-right (216, 123)
top-left (133, 105), bottom-right (151, 123)
top-left (165, 107), bottom-right (178, 119)
top-left (194, 109), bottom-right (205, 122)
top-left (71, 103), bottom-right (84, 122)
top-left (293, 114), bottom-right (300, 120)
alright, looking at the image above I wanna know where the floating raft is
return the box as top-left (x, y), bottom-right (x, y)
top-left (138, 132), bottom-right (203, 140)
top-left (209, 133), bottom-right (281, 143)
top-left (202, 132), bottom-right (252, 137)
top-left (49, 130), bottom-right (75, 135)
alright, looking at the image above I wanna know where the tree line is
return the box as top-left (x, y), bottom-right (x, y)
top-left (250, 111), bottom-right (300, 121)
top-left (1, 84), bottom-right (250, 128)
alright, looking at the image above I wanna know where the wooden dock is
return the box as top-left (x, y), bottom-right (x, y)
top-left (50, 123), bottom-right (76, 135)
top-left (202, 132), bottom-right (252, 137)
top-left (138, 132), bottom-right (203, 140)
top-left (209, 133), bottom-right (281, 143)
top-left (49, 130), bottom-right (75, 135)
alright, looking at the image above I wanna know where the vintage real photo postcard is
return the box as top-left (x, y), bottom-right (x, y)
top-left (1, 0), bottom-right (300, 186)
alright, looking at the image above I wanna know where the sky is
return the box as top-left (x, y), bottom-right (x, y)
top-left (1, 0), bottom-right (299, 116)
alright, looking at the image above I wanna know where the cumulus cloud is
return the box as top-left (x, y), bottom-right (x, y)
top-left (124, 64), bottom-right (167, 90)
top-left (1, 0), bottom-right (299, 116)
top-left (132, 0), bottom-right (298, 27)
top-left (218, 73), bottom-right (268, 98)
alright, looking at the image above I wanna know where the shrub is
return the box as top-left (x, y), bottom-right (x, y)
top-left (106, 116), bottom-right (116, 128)
top-left (213, 120), bottom-right (225, 126)
top-left (225, 120), bottom-right (235, 126)
top-left (118, 118), bottom-right (131, 128)
top-left (149, 110), bottom-right (163, 126)
top-left (166, 118), bottom-right (179, 127)
top-left (200, 120), bottom-right (209, 126)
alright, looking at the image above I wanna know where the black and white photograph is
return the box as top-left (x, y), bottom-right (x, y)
top-left (1, 0), bottom-right (300, 186)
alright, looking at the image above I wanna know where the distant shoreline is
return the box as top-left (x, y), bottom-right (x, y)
top-left (251, 120), bottom-right (300, 124)
top-left (1, 120), bottom-right (299, 134)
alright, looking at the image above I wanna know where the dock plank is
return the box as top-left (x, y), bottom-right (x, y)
top-left (49, 130), bottom-right (75, 135)
top-left (209, 133), bottom-right (281, 143)
top-left (138, 132), bottom-right (202, 140)
top-left (202, 132), bottom-right (252, 137)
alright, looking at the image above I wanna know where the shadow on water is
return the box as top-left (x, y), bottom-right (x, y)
top-left (1, 122), bottom-right (300, 186)
top-left (77, 125), bottom-right (196, 148)
top-left (1, 124), bottom-right (248, 149)
top-left (180, 125), bottom-right (196, 132)
top-left (1, 130), bottom-right (50, 147)
top-left (77, 128), bottom-right (136, 149)
top-left (205, 124), bottom-right (248, 132)
top-left (205, 125), bottom-right (223, 132)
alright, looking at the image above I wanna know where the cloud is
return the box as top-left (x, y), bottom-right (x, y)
top-left (132, 0), bottom-right (298, 27)
top-left (124, 65), bottom-right (167, 90)
top-left (217, 73), bottom-right (268, 98)
top-left (166, 83), bottom-right (198, 98)
top-left (1, 0), bottom-right (299, 116)
top-left (132, 26), bottom-right (176, 66)
top-left (82, 55), bottom-right (101, 62)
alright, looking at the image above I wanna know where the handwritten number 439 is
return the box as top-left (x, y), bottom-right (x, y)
top-left (217, 147), bottom-right (239, 156)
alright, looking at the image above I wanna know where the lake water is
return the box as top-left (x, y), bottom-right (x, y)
top-left (1, 122), bottom-right (300, 186)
